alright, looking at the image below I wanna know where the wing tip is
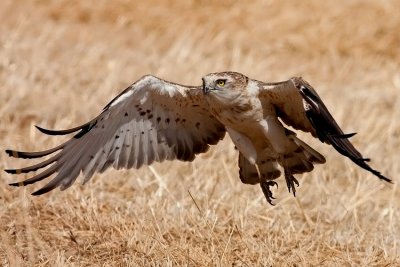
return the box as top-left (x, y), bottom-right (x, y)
top-left (4, 169), bottom-right (21, 174)
top-left (9, 181), bottom-right (25, 187)
top-left (35, 125), bottom-right (57, 135)
top-left (5, 149), bottom-right (19, 158)
top-left (375, 172), bottom-right (392, 183)
top-left (8, 181), bottom-right (57, 195)
top-left (360, 162), bottom-right (391, 183)
top-left (35, 123), bottom-right (90, 136)
top-left (330, 133), bottom-right (357, 139)
top-left (31, 190), bottom-right (41, 196)
top-left (31, 188), bottom-right (48, 196)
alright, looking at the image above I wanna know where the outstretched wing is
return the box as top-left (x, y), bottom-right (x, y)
top-left (260, 77), bottom-right (390, 182)
top-left (5, 75), bottom-right (226, 195)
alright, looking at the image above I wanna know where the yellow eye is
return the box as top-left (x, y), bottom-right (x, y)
top-left (216, 79), bottom-right (226, 87)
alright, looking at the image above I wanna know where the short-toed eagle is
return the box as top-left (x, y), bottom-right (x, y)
top-left (5, 72), bottom-right (390, 204)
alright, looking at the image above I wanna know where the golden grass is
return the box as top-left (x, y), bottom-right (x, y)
top-left (1, 0), bottom-right (399, 266)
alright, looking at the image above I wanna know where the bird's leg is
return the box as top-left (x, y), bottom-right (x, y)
top-left (256, 164), bottom-right (278, 205)
top-left (284, 169), bottom-right (299, 197)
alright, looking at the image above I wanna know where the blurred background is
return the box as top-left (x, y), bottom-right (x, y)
top-left (1, 0), bottom-right (399, 266)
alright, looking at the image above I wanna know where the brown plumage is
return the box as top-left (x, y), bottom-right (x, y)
top-left (5, 72), bottom-right (390, 204)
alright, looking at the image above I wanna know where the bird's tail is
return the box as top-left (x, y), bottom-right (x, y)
top-left (280, 133), bottom-right (326, 174)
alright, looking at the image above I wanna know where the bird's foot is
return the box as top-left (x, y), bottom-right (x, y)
top-left (260, 180), bottom-right (278, 206)
top-left (284, 170), bottom-right (299, 197)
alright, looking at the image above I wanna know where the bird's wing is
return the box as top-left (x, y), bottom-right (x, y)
top-left (259, 77), bottom-right (390, 182)
top-left (5, 75), bottom-right (226, 195)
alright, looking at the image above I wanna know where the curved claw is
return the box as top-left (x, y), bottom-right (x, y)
top-left (270, 180), bottom-right (278, 189)
top-left (260, 180), bottom-right (279, 206)
top-left (284, 170), bottom-right (300, 197)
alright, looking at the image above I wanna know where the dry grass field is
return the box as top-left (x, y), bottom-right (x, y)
top-left (1, 0), bottom-right (400, 266)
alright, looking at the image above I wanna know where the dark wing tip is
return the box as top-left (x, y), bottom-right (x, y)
top-left (4, 169), bottom-right (19, 174)
top-left (31, 190), bottom-right (42, 196)
top-left (9, 181), bottom-right (25, 187)
top-left (372, 170), bottom-right (392, 183)
top-left (35, 125), bottom-right (64, 135)
top-left (330, 133), bottom-right (357, 139)
top-left (376, 174), bottom-right (392, 183)
top-left (35, 122), bottom-right (92, 136)
top-left (329, 138), bottom-right (391, 183)
top-left (5, 149), bottom-right (19, 158)
top-left (31, 187), bottom-right (50, 196)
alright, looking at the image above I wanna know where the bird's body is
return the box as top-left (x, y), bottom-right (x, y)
top-left (4, 72), bottom-right (390, 204)
top-left (202, 73), bottom-right (328, 198)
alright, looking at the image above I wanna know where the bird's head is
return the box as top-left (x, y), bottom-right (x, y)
top-left (202, 72), bottom-right (248, 101)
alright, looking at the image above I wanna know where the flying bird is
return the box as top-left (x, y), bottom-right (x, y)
top-left (4, 72), bottom-right (390, 204)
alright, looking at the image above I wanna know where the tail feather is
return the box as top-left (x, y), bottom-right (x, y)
top-left (290, 135), bottom-right (326, 164)
top-left (281, 132), bottom-right (326, 174)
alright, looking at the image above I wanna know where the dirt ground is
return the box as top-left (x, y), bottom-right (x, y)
top-left (1, 0), bottom-right (399, 266)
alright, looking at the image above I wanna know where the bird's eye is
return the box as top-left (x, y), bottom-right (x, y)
top-left (216, 79), bottom-right (226, 87)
